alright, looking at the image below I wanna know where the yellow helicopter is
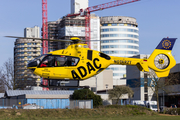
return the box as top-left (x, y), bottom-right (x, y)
top-left (7, 36), bottom-right (176, 82)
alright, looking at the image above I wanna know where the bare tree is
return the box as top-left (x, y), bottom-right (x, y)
top-left (0, 58), bottom-right (38, 90)
top-left (0, 58), bottom-right (15, 90)
top-left (108, 85), bottom-right (134, 105)
top-left (0, 70), bottom-right (6, 92)
top-left (142, 69), bottom-right (179, 112)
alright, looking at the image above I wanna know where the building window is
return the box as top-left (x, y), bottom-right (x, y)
top-left (118, 23), bottom-right (124, 26)
top-left (111, 23), bottom-right (117, 26)
top-left (144, 94), bottom-right (148, 101)
top-left (101, 34), bottom-right (139, 38)
top-left (32, 43), bottom-right (37, 45)
top-left (91, 87), bottom-right (96, 92)
top-left (102, 24), bottom-right (108, 26)
top-left (113, 73), bottom-right (124, 76)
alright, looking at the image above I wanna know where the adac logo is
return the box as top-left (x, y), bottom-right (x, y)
top-left (162, 40), bottom-right (171, 49)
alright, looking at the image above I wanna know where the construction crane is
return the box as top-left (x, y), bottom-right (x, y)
top-left (66, 0), bottom-right (140, 48)
top-left (42, 0), bottom-right (49, 90)
top-left (40, 0), bottom-right (139, 89)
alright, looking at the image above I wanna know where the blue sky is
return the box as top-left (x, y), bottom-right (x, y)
top-left (0, 0), bottom-right (180, 67)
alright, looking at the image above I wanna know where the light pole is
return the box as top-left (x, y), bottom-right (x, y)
top-left (163, 89), bottom-right (164, 106)
top-left (95, 75), bottom-right (97, 94)
top-left (106, 84), bottom-right (108, 94)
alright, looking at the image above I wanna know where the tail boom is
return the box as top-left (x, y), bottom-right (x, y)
top-left (110, 56), bottom-right (149, 72)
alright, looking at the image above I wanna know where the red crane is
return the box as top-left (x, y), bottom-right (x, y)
top-left (42, 0), bottom-right (49, 90)
top-left (67, 0), bottom-right (140, 48)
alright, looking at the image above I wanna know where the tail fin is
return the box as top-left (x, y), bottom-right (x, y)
top-left (147, 38), bottom-right (177, 77)
top-left (155, 38), bottom-right (176, 50)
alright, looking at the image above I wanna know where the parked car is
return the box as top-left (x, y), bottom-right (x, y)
top-left (144, 101), bottom-right (157, 111)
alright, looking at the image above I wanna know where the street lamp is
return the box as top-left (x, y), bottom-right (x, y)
top-left (106, 84), bottom-right (108, 94)
top-left (95, 75), bottom-right (97, 94)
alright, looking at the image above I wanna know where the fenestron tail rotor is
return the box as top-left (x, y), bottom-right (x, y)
top-left (154, 54), bottom-right (170, 69)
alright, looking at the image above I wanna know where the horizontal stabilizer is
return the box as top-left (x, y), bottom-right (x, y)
top-left (136, 60), bottom-right (149, 72)
top-left (155, 70), bottom-right (170, 78)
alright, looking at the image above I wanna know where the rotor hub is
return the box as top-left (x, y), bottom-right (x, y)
top-left (158, 59), bottom-right (164, 64)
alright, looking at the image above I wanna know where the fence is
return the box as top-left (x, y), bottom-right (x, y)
top-left (0, 99), bottom-right (26, 109)
top-left (0, 98), bottom-right (93, 109)
top-left (70, 100), bottom-right (93, 109)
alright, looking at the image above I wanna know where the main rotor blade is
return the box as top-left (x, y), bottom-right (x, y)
top-left (5, 36), bottom-right (72, 42)
top-left (5, 36), bottom-right (103, 42)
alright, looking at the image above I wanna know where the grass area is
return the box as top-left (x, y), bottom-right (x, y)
top-left (2, 115), bottom-right (180, 120)
top-left (0, 105), bottom-right (179, 120)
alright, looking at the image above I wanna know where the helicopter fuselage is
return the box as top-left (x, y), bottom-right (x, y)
top-left (28, 43), bottom-right (113, 80)
top-left (27, 37), bottom-right (177, 80)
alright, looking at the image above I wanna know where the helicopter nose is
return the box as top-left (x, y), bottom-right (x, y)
top-left (27, 61), bottom-right (38, 72)
top-left (27, 61), bottom-right (38, 68)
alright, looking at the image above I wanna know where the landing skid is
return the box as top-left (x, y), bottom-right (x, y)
top-left (40, 84), bottom-right (89, 89)
top-left (40, 79), bottom-right (89, 89)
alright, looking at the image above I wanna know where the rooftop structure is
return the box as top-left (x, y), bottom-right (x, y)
top-left (71, 0), bottom-right (88, 14)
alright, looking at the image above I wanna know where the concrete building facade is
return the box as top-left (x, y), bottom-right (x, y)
top-left (48, 19), bottom-right (61, 52)
top-left (126, 54), bottom-right (156, 101)
top-left (100, 16), bottom-right (139, 86)
top-left (80, 70), bottom-right (113, 92)
top-left (24, 26), bottom-right (40, 38)
top-left (14, 26), bottom-right (41, 89)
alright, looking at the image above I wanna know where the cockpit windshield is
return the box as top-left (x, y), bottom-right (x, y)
top-left (39, 55), bottom-right (79, 67)
top-left (27, 54), bottom-right (48, 68)
top-left (31, 54), bottom-right (47, 63)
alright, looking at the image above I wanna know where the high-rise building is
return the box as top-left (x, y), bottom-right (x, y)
top-left (48, 19), bottom-right (61, 52)
top-left (71, 0), bottom-right (88, 14)
top-left (14, 26), bottom-right (41, 89)
top-left (58, 14), bottom-right (100, 50)
top-left (24, 26), bottom-right (40, 38)
top-left (90, 14), bottom-right (100, 51)
top-left (100, 16), bottom-right (139, 86)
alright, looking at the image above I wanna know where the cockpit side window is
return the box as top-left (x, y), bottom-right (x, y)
top-left (39, 55), bottom-right (79, 67)
top-left (55, 56), bottom-right (66, 66)
top-left (48, 56), bottom-right (55, 67)
top-left (55, 56), bottom-right (79, 67)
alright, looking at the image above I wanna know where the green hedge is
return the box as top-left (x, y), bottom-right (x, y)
top-left (164, 108), bottom-right (180, 115)
top-left (71, 88), bottom-right (103, 107)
